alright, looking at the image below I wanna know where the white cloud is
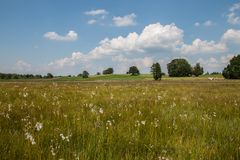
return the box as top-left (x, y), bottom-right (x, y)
top-left (44, 30), bottom-right (78, 41)
top-left (227, 2), bottom-right (240, 24)
top-left (89, 23), bottom-right (184, 59)
top-left (48, 52), bottom-right (89, 69)
top-left (194, 20), bottom-right (215, 27)
top-left (15, 60), bottom-right (32, 72)
top-left (220, 54), bottom-right (234, 64)
top-left (203, 20), bottom-right (215, 27)
top-left (221, 29), bottom-right (240, 44)
top-left (194, 22), bottom-right (200, 27)
top-left (87, 19), bottom-right (97, 25)
top-left (196, 54), bottom-right (235, 72)
top-left (181, 39), bottom-right (227, 54)
top-left (138, 23), bottom-right (183, 50)
top-left (112, 13), bottom-right (137, 27)
top-left (197, 57), bottom-right (221, 69)
top-left (84, 9), bottom-right (108, 16)
top-left (112, 54), bottom-right (154, 73)
top-left (47, 22), bottom-right (236, 73)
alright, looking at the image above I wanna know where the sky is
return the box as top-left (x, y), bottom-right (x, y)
top-left (1, 0), bottom-right (240, 75)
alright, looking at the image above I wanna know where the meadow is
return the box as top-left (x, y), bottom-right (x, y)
top-left (0, 76), bottom-right (240, 159)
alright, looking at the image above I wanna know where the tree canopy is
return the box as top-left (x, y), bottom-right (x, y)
top-left (103, 68), bottom-right (114, 74)
top-left (151, 63), bottom-right (162, 80)
top-left (82, 71), bottom-right (89, 78)
top-left (128, 66), bottom-right (140, 76)
top-left (167, 59), bottom-right (192, 77)
top-left (222, 55), bottom-right (240, 79)
top-left (192, 63), bottom-right (204, 77)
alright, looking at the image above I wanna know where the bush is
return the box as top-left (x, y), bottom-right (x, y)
top-left (167, 59), bottom-right (192, 77)
top-left (151, 63), bottom-right (162, 80)
top-left (222, 55), bottom-right (240, 79)
top-left (103, 68), bottom-right (114, 74)
top-left (128, 66), bottom-right (140, 76)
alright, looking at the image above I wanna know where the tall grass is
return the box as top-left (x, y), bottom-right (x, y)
top-left (0, 80), bottom-right (239, 159)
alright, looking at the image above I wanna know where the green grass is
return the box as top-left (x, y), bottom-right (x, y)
top-left (0, 74), bottom-right (224, 82)
top-left (56, 74), bottom-right (153, 81)
top-left (0, 79), bottom-right (239, 159)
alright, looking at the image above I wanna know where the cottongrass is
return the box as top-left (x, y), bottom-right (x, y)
top-left (0, 80), bottom-right (239, 159)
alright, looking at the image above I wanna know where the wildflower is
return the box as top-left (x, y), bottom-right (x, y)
top-left (135, 120), bottom-right (140, 127)
top-left (50, 145), bottom-right (56, 156)
top-left (60, 133), bottom-right (66, 140)
top-left (23, 92), bottom-right (28, 98)
top-left (157, 95), bottom-right (162, 101)
top-left (35, 122), bottom-right (43, 131)
top-left (138, 110), bottom-right (142, 115)
top-left (106, 120), bottom-right (112, 126)
top-left (8, 104), bottom-right (12, 112)
top-left (99, 108), bottom-right (104, 114)
top-left (25, 132), bottom-right (36, 145)
top-left (59, 133), bottom-right (71, 142)
top-left (141, 120), bottom-right (146, 125)
top-left (212, 112), bottom-right (217, 117)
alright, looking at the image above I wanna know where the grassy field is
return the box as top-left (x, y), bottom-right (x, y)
top-left (0, 78), bottom-right (240, 159)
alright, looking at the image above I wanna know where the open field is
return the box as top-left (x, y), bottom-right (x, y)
top-left (0, 78), bottom-right (240, 159)
top-left (0, 74), bottom-right (224, 82)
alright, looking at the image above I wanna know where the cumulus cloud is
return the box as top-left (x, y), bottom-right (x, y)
top-left (84, 9), bottom-right (108, 16)
top-left (112, 13), bottom-right (137, 27)
top-left (48, 52), bottom-right (89, 69)
top-left (227, 2), bottom-right (240, 24)
top-left (196, 54), bottom-right (235, 72)
top-left (44, 30), bottom-right (78, 41)
top-left (181, 39), bottom-right (227, 54)
top-left (47, 22), bottom-right (236, 73)
top-left (15, 60), bottom-right (32, 72)
top-left (220, 54), bottom-right (234, 64)
top-left (197, 57), bottom-right (221, 69)
top-left (89, 23), bottom-right (184, 59)
top-left (221, 29), bottom-right (240, 44)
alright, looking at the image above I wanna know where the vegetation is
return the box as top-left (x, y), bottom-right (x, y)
top-left (223, 54), bottom-right (240, 79)
top-left (192, 63), bottom-right (204, 77)
top-left (82, 71), bottom-right (89, 78)
top-left (103, 68), bottom-right (114, 75)
top-left (46, 73), bottom-right (54, 79)
top-left (151, 63), bottom-right (162, 80)
top-left (0, 73), bottom-right (54, 79)
top-left (0, 80), bottom-right (239, 159)
top-left (167, 59), bottom-right (192, 77)
top-left (128, 66), bottom-right (140, 76)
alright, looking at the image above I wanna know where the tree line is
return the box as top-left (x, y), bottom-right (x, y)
top-left (0, 73), bottom-right (53, 79)
top-left (1, 55), bottom-right (239, 80)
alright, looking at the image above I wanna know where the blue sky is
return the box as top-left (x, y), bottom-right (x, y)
top-left (1, 0), bottom-right (240, 75)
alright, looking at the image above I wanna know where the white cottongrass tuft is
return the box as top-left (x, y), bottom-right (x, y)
top-left (25, 132), bottom-right (36, 145)
top-left (99, 108), bottom-right (104, 114)
top-left (35, 122), bottom-right (43, 131)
